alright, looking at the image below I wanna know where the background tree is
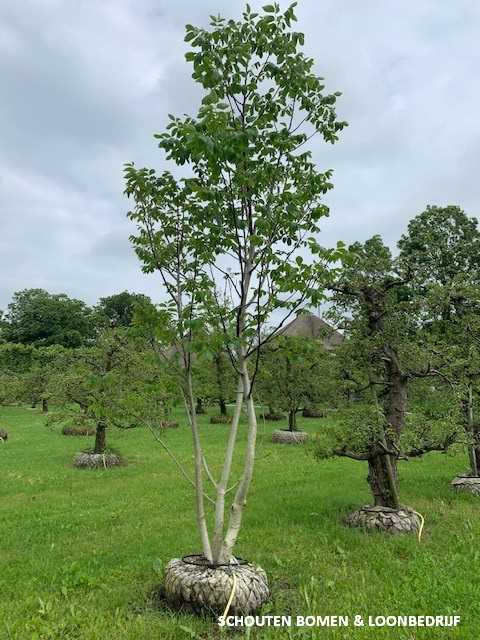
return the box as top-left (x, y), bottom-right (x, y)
top-left (49, 330), bottom-right (135, 459)
top-left (399, 205), bottom-right (480, 477)
top-left (322, 236), bottom-right (455, 515)
top-left (258, 335), bottom-right (330, 430)
top-left (398, 205), bottom-right (480, 291)
top-left (3, 289), bottom-right (94, 347)
top-left (0, 343), bottom-right (36, 406)
top-left (95, 291), bottom-right (151, 329)
top-left (192, 331), bottom-right (236, 419)
top-left (125, 1), bottom-right (345, 610)
top-left (21, 345), bottom-right (65, 413)
top-left (0, 311), bottom-right (8, 343)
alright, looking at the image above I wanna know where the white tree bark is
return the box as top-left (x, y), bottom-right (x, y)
top-left (220, 359), bottom-right (258, 562)
top-left (211, 376), bottom-right (244, 563)
top-left (185, 372), bottom-right (213, 562)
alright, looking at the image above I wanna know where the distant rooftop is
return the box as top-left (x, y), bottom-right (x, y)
top-left (279, 312), bottom-right (344, 349)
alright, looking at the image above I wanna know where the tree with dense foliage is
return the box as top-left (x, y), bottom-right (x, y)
top-left (192, 328), bottom-right (236, 419)
top-left (258, 335), bottom-right (330, 430)
top-left (125, 1), bottom-right (345, 609)
top-left (399, 205), bottom-right (480, 477)
top-left (0, 343), bottom-right (36, 406)
top-left (95, 291), bottom-right (151, 329)
top-left (48, 331), bottom-right (136, 460)
top-left (317, 236), bottom-right (458, 517)
top-left (22, 345), bottom-right (66, 412)
top-left (3, 289), bottom-right (94, 347)
top-left (398, 205), bottom-right (480, 290)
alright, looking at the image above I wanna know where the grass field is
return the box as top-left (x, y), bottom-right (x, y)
top-left (1, 405), bottom-right (479, 639)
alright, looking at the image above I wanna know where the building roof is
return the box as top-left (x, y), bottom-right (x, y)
top-left (279, 312), bottom-right (344, 349)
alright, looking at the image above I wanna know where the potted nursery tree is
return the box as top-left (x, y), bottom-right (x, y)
top-left (50, 330), bottom-right (136, 468)
top-left (125, 2), bottom-right (346, 615)
top-left (399, 205), bottom-right (480, 494)
top-left (259, 335), bottom-right (329, 444)
top-left (317, 235), bottom-right (458, 533)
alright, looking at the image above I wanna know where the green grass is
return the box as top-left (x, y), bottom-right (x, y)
top-left (0, 405), bottom-right (479, 639)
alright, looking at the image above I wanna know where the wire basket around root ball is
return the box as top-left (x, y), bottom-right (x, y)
top-left (163, 555), bottom-right (269, 615)
top-left (271, 429), bottom-right (308, 444)
top-left (159, 420), bottom-right (179, 429)
top-left (451, 474), bottom-right (480, 496)
top-left (210, 415), bottom-right (232, 424)
top-left (344, 505), bottom-right (421, 534)
top-left (62, 425), bottom-right (96, 436)
top-left (73, 451), bottom-right (122, 469)
top-left (302, 408), bottom-right (327, 418)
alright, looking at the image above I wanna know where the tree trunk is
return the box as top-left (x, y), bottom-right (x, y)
top-left (219, 397), bottom-right (227, 416)
top-left (384, 352), bottom-right (407, 437)
top-left (42, 398), bottom-right (49, 413)
top-left (185, 375), bottom-right (212, 563)
top-left (220, 358), bottom-right (258, 563)
top-left (195, 397), bottom-right (205, 414)
top-left (215, 352), bottom-right (228, 417)
top-left (212, 377), bottom-right (244, 563)
top-left (383, 349), bottom-right (407, 482)
top-left (463, 385), bottom-right (479, 476)
top-left (288, 410), bottom-right (297, 431)
top-left (367, 453), bottom-right (400, 509)
top-left (94, 421), bottom-right (107, 454)
top-left (473, 422), bottom-right (480, 477)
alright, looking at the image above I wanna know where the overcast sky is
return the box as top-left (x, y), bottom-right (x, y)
top-left (1, 0), bottom-right (479, 310)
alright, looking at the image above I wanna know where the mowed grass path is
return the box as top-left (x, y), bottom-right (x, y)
top-left (0, 406), bottom-right (479, 639)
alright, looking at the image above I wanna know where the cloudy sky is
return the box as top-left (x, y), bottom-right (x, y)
top-left (1, 0), bottom-right (479, 310)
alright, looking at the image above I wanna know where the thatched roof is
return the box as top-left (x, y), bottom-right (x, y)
top-left (279, 312), bottom-right (343, 350)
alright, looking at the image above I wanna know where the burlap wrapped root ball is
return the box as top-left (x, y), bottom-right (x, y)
top-left (344, 505), bottom-right (421, 534)
top-left (302, 408), bottom-right (327, 418)
top-left (210, 415), bottom-right (231, 424)
top-left (62, 425), bottom-right (95, 436)
top-left (73, 452), bottom-right (122, 469)
top-left (451, 475), bottom-right (480, 496)
top-left (0, 428), bottom-right (8, 441)
top-left (160, 420), bottom-right (179, 429)
top-left (164, 557), bottom-right (269, 615)
top-left (261, 413), bottom-right (285, 421)
top-left (271, 429), bottom-right (308, 444)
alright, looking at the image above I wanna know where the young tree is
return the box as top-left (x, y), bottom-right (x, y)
top-left (22, 345), bottom-right (66, 412)
top-left (258, 335), bottom-right (330, 441)
top-left (125, 2), bottom-right (346, 613)
top-left (49, 330), bottom-right (136, 467)
top-left (192, 331), bottom-right (236, 421)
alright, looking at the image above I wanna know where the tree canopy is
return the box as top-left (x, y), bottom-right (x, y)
top-left (3, 289), bottom-right (95, 347)
top-left (95, 291), bottom-right (151, 328)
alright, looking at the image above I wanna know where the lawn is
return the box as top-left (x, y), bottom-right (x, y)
top-left (0, 405), bottom-right (478, 639)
